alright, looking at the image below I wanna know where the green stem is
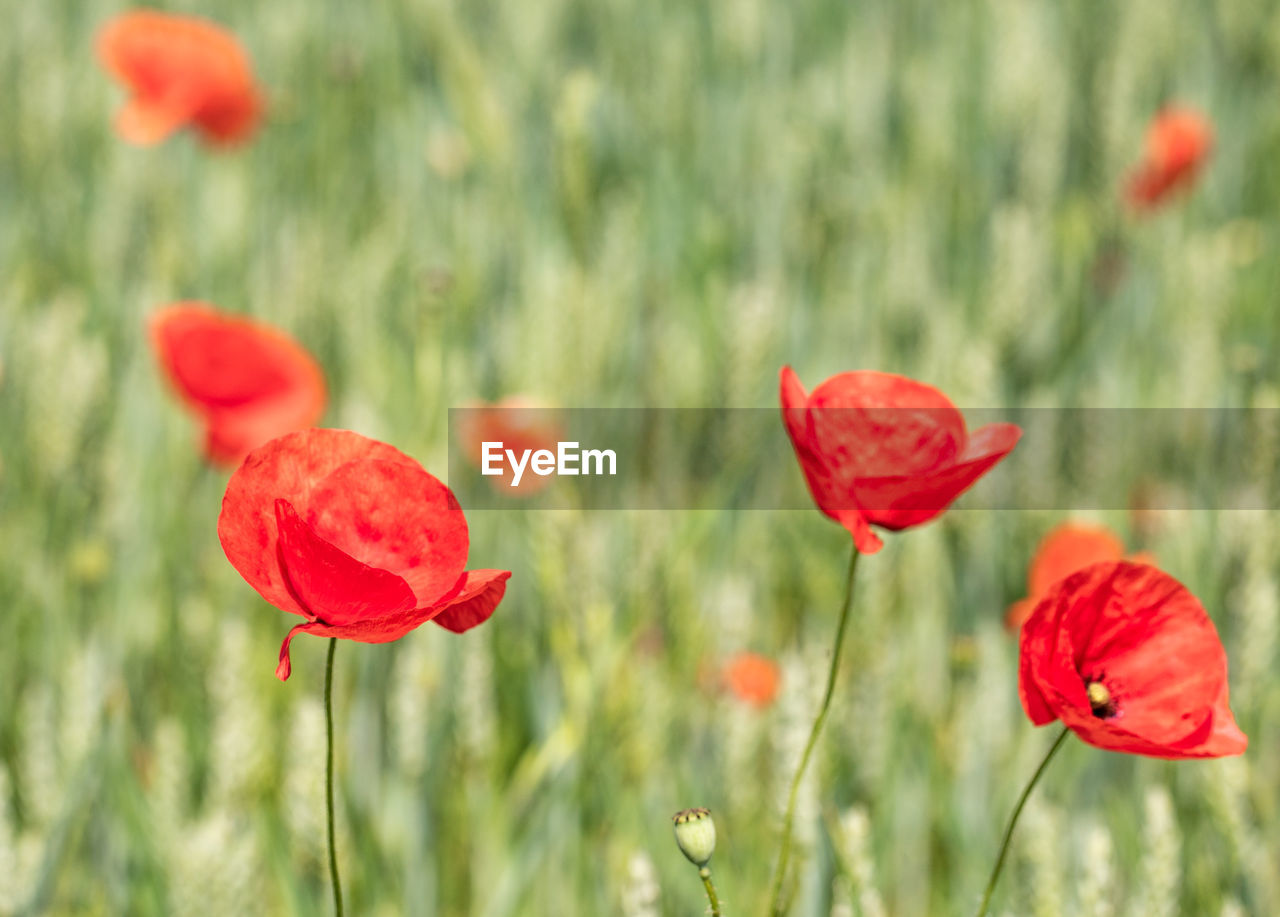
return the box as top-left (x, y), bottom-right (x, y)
top-left (325, 638), bottom-right (345, 917)
top-left (973, 727), bottom-right (1069, 917)
top-left (700, 867), bottom-right (722, 916)
top-left (766, 544), bottom-right (861, 917)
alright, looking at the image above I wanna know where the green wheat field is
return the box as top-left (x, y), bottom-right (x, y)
top-left (3, 0), bottom-right (1280, 914)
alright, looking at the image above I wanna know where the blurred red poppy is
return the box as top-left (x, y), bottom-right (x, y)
top-left (1005, 522), bottom-right (1155, 631)
top-left (151, 303), bottom-right (326, 467)
top-left (780, 367), bottom-right (1020, 554)
top-left (218, 429), bottom-right (511, 680)
top-left (1019, 561), bottom-right (1246, 759)
top-left (455, 397), bottom-right (564, 494)
top-left (97, 10), bottom-right (262, 146)
top-left (723, 653), bottom-right (781, 708)
top-left (1125, 107), bottom-right (1212, 210)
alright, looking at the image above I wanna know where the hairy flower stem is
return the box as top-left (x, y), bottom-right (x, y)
top-left (767, 544), bottom-right (861, 917)
top-left (700, 867), bottom-right (723, 916)
top-left (973, 726), bottom-right (1069, 917)
top-left (325, 638), bottom-right (345, 917)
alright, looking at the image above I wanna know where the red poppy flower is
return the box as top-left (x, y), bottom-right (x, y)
top-left (150, 303), bottom-right (326, 467)
top-left (1124, 107), bottom-right (1213, 210)
top-left (455, 397), bottom-right (564, 495)
top-left (723, 653), bottom-right (782, 708)
top-left (218, 429), bottom-right (511, 680)
top-left (1019, 561), bottom-right (1246, 759)
top-left (97, 11), bottom-right (262, 147)
top-left (780, 367), bottom-right (1021, 554)
top-left (1005, 522), bottom-right (1156, 631)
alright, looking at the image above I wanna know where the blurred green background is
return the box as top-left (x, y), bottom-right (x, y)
top-left (2, 0), bottom-right (1280, 914)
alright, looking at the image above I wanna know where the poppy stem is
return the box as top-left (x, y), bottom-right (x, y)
top-left (766, 544), bottom-right (861, 917)
top-left (701, 867), bottom-right (723, 916)
top-left (325, 637), bottom-right (345, 917)
top-left (973, 726), bottom-right (1069, 917)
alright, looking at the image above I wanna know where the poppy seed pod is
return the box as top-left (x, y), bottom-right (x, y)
top-left (672, 808), bottom-right (716, 867)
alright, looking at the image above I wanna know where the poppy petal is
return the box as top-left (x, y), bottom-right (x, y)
top-left (115, 98), bottom-right (193, 145)
top-left (1018, 602), bottom-right (1061, 726)
top-left (1193, 699), bottom-right (1248, 758)
top-left (856, 422), bottom-right (1021, 530)
top-left (219, 429), bottom-right (422, 617)
top-left (431, 569), bottom-right (512, 633)
top-left (303, 459), bottom-right (469, 606)
top-left (1027, 523), bottom-right (1127, 597)
top-left (274, 499), bottom-right (416, 626)
top-left (275, 597), bottom-right (466, 677)
top-left (1064, 565), bottom-right (1224, 748)
top-left (275, 620), bottom-right (326, 681)
top-left (807, 372), bottom-right (966, 478)
top-left (780, 368), bottom-right (882, 552)
top-left (150, 304), bottom-right (326, 466)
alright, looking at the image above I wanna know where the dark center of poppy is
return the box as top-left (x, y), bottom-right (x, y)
top-left (1086, 680), bottom-right (1117, 718)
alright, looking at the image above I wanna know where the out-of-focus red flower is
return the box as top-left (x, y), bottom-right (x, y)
top-left (218, 429), bottom-right (511, 680)
top-left (455, 397), bottom-right (564, 494)
top-left (150, 303), bottom-right (326, 467)
top-left (780, 367), bottom-right (1020, 554)
top-left (723, 653), bottom-right (781, 708)
top-left (1005, 522), bottom-right (1156, 631)
top-left (97, 11), bottom-right (262, 146)
top-left (1019, 561), bottom-right (1246, 759)
top-left (1124, 107), bottom-right (1213, 210)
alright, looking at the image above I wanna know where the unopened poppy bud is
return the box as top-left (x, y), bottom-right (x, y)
top-left (672, 808), bottom-right (716, 867)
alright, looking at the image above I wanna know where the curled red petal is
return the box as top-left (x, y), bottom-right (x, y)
top-left (431, 569), bottom-right (512, 633)
top-left (275, 620), bottom-right (325, 681)
top-left (274, 499), bottom-right (416, 626)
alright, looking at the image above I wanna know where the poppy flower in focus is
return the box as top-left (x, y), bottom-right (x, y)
top-left (455, 397), bottom-right (564, 494)
top-left (218, 429), bottom-right (511, 680)
top-left (1005, 521), bottom-right (1155, 631)
top-left (1124, 107), bottom-right (1212, 211)
top-left (780, 367), bottom-right (1021, 554)
top-left (97, 11), bottom-right (262, 146)
top-left (150, 303), bottom-right (326, 467)
top-left (1019, 561), bottom-right (1246, 759)
top-left (723, 653), bottom-right (781, 708)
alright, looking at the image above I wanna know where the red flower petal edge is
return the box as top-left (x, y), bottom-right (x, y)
top-left (1018, 561), bottom-right (1246, 759)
